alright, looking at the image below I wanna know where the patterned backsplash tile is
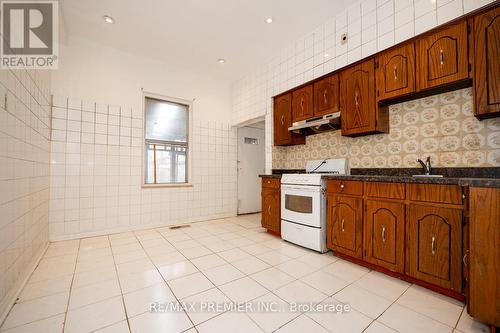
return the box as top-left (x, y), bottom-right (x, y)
top-left (273, 88), bottom-right (500, 169)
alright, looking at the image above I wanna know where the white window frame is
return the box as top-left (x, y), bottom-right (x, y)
top-left (142, 91), bottom-right (193, 188)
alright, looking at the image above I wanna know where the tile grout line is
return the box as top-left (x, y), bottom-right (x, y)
top-left (155, 224), bottom-right (275, 330)
top-left (108, 234), bottom-right (133, 333)
top-left (164, 225), bottom-right (340, 332)
top-left (132, 228), bottom-right (200, 330)
top-left (61, 239), bottom-right (82, 333)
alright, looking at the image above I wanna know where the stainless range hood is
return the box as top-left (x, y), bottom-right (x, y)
top-left (288, 112), bottom-right (341, 135)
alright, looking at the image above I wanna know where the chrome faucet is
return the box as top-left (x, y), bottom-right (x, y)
top-left (417, 156), bottom-right (432, 175)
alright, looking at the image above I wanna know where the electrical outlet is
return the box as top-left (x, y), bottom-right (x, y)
top-left (340, 33), bottom-right (347, 45)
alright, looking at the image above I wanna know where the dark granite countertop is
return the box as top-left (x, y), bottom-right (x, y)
top-left (323, 174), bottom-right (500, 188)
top-left (258, 174), bottom-right (282, 179)
top-left (260, 167), bottom-right (500, 188)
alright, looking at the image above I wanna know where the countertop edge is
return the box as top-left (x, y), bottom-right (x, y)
top-left (259, 174), bottom-right (500, 188)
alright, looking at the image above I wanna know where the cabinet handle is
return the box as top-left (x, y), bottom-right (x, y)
top-left (355, 93), bottom-right (360, 109)
top-left (462, 193), bottom-right (466, 200)
top-left (268, 205), bottom-right (271, 215)
top-left (300, 97), bottom-right (304, 110)
top-left (463, 250), bottom-right (469, 266)
top-left (280, 115), bottom-right (284, 126)
top-left (323, 90), bottom-right (328, 104)
top-left (382, 226), bottom-right (386, 243)
top-left (393, 66), bottom-right (398, 80)
top-left (440, 49), bottom-right (444, 65)
top-left (341, 219), bottom-right (345, 232)
top-left (431, 236), bottom-right (436, 255)
top-left (340, 184), bottom-right (345, 190)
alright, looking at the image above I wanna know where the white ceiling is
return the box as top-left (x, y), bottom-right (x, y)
top-left (59, 0), bottom-right (352, 82)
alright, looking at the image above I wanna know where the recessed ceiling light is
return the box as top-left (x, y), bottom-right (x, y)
top-left (324, 53), bottom-right (330, 58)
top-left (265, 17), bottom-right (274, 24)
top-left (217, 59), bottom-right (226, 64)
top-left (103, 15), bottom-right (114, 24)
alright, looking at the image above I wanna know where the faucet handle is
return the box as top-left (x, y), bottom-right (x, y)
top-left (425, 156), bottom-right (432, 174)
top-left (417, 158), bottom-right (429, 175)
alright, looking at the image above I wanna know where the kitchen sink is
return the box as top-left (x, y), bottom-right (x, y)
top-left (412, 174), bottom-right (444, 178)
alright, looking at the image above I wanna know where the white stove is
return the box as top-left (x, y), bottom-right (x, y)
top-left (280, 159), bottom-right (348, 252)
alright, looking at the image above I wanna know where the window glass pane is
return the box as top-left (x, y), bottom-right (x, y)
top-left (145, 97), bottom-right (188, 142)
top-left (155, 144), bottom-right (187, 183)
top-left (285, 194), bottom-right (312, 213)
top-left (145, 144), bottom-right (155, 184)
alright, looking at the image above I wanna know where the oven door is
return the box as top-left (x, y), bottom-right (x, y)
top-left (281, 184), bottom-right (322, 228)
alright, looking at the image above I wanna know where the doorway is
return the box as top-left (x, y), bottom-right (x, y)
top-left (237, 121), bottom-right (265, 214)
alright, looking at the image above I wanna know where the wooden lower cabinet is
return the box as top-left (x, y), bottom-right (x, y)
top-left (468, 187), bottom-right (500, 327)
top-left (364, 200), bottom-right (405, 273)
top-left (326, 194), bottom-right (363, 259)
top-left (261, 183), bottom-right (280, 235)
top-left (326, 180), bottom-right (468, 299)
top-left (407, 204), bottom-right (463, 292)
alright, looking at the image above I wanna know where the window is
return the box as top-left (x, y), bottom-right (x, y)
top-left (144, 95), bottom-right (190, 185)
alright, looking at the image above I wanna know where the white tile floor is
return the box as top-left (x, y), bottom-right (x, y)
top-left (0, 214), bottom-right (490, 333)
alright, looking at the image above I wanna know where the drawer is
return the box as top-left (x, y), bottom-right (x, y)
top-left (366, 182), bottom-right (405, 200)
top-left (262, 177), bottom-right (280, 189)
top-left (409, 184), bottom-right (463, 205)
top-left (327, 180), bottom-right (363, 196)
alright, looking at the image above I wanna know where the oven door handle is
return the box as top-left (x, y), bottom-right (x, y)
top-left (281, 185), bottom-right (322, 192)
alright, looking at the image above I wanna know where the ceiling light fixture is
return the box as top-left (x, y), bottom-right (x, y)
top-left (217, 59), bottom-right (226, 64)
top-left (103, 15), bottom-right (114, 24)
top-left (324, 53), bottom-right (330, 58)
top-left (265, 17), bottom-right (274, 24)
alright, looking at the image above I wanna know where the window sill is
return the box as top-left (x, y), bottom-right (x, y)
top-left (141, 183), bottom-right (193, 189)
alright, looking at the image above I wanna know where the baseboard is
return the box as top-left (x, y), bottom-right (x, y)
top-left (49, 213), bottom-right (237, 241)
top-left (0, 242), bottom-right (50, 326)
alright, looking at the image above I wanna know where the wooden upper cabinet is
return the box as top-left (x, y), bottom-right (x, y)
top-left (364, 200), bottom-right (405, 273)
top-left (292, 85), bottom-right (314, 122)
top-left (326, 194), bottom-right (363, 259)
top-left (376, 43), bottom-right (416, 101)
top-left (407, 204), bottom-right (463, 292)
top-left (314, 74), bottom-right (340, 117)
top-left (472, 6), bottom-right (500, 118)
top-left (341, 59), bottom-right (378, 136)
top-left (468, 187), bottom-right (500, 327)
top-left (273, 93), bottom-right (305, 146)
top-left (416, 21), bottom-right (469, 90)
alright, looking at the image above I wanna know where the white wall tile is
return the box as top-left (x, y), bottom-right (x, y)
top-left (437, 0), bottom-right (463, 24)
top-left (0, 68), bottom-right (51, 317)
top-left (378, 1), bottom-right (395, 21)
top-left (463, 0), bottom-right (494, 13)
top-left (395, 0), bottom-right (414, 11)
top-left (415, 10), bottom-right (437, 34)
top-left (415, 0), bottom-right (437, 18)
top-left (362, 0), bottom-right (377, 15)
top-left (395, 22), bottom-right (415, 43)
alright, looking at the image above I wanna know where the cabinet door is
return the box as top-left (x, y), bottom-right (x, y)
top-left (472, 6), bottom-right (500, 118)
top-left (292, 85), bottom-right (314, 122)
top-left (468, 187), bottom-right (500, 327)
top-left (273, 93), bottom-right (305, 146)
top-left (417, 21), bottom-right (468, 90)
top-left (340, 59), bottom-right (377, 136)
top-left (377, 43), bottom-right (416, 101)
top-left (408, 204), bottom-right (462, 292)
top-left (326, 195), bottom-right (363, 259)
top-left (262, 188), bottom-right (280, 234)
top-left (314, 74), bottom-right (340, 117)
top-left (364, 200), bottom-right (405, 273)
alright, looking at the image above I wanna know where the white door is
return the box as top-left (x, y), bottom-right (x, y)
top-left (237, 124), bottom-right (265, 214)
